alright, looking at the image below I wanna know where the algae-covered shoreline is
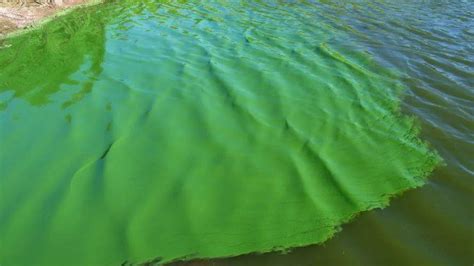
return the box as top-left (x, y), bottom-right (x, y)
top-left (0, 0), bottom-right (102, 38)
top-left (0, 1), bottom-right (445, 265)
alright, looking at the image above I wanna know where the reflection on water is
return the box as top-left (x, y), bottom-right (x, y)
top-left (0, 1), bottom-right (472, 266)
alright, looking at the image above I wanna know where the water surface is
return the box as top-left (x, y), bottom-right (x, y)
top-left (0, 1), bottom-right (472, 265)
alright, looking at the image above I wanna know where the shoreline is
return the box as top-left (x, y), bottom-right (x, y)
top-left (0, 0), bottom-right (102, 39)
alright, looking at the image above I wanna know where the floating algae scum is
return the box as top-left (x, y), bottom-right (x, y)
top-left (0, 1), bottom-right (444, 265)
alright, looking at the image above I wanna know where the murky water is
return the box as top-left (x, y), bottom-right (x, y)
top-left (0, 1), bottom-right (473, 265)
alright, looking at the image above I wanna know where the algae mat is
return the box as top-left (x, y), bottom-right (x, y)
top-left (0, 1), bottom-right (440, 265)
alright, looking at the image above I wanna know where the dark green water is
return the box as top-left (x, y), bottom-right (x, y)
top-left (0, 1), bottom-right (472, 265)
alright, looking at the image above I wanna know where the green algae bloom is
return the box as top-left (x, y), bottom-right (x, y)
top-left (0, 1), bottom-right (440, 265)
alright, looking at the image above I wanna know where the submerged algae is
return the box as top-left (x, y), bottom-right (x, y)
top-left (0, 1), bottom-right (440, 265)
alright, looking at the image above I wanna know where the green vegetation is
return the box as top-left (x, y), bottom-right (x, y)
top-left (0, 1), bottom-right (440, 265)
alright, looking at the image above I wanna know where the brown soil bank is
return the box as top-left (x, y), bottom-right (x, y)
top-left (0, 0), bottom-right (95, 36)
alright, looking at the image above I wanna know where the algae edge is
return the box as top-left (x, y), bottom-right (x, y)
top-left (139, 149), bottom-right (441, 265)
top-left (0, 1), bottom-right (444, 265)
top-left (132, 54), bottom-right (443, 266)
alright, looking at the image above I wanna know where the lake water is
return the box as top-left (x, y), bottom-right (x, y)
top-left (199, 1), bottom-right (474, 266)
top-left (0, 1), bottom-right (472, 265)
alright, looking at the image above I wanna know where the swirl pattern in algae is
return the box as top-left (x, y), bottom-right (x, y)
top-left (0, 1), bottom-right (440, 265)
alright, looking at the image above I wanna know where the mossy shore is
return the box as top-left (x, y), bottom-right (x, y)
top-left (0, 0), bottom-right (102, 38)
